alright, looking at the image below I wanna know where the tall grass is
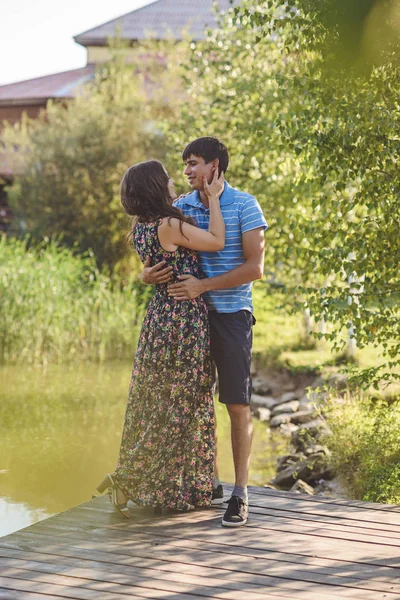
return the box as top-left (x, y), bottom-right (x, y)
top-left (0, 236), bottom-right (150, 364)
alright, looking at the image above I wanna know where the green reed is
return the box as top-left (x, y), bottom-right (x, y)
top-left (0, 236), bottom-right (149, 364)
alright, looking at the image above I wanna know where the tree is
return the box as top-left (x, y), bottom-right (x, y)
top-left (2, 41), bottom-right (186, 270)
top-left (164, 0), bottom-right (400, 386)
top-left (248, 0), bottom-right (400, 385)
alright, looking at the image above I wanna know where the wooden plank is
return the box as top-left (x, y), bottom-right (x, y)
top-left (0, 577), bottom-right (141, 600)
top-left (244, 485), bottom-right (400, 513)
top-left (4, 526), bottom-right (400, 597)
top-left (30, 511), bottom-right (400, 564)
top-left (3, 485), bottom-right (400, 600)
top-left (2, 561), bottom-right (397, 600)
top-left (73, 498), bottom-right (400, 536)
top-left (247, 505), bottom-right (400, 534)
top-left (11, 516), bottom-right (400, 569)
top-left (49, 500), bottom-right (400, 541)
top-left (244, 489), bottom-right (400, 525)
top-left (3, 535), bottom-right (400, 585)
top-left (96, 520), bottom-right (400, 567)
top-left (2, 544), bottom-right (400, 596)
top-left (64, 494), bottom-right (400, 531)
top-left (0, 559), bottom-right (337, 600)
top-left (0, 568), bottom-right (323, 600)
top-left (243, 512), bottom-right (400, 545)
top-left (0, 590), bottom-right (63, 600)
top-left (1, 571), bottom-right (240, 600)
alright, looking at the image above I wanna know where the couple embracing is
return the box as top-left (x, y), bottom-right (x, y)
top-left (97, 137), bottom-right (267, 527)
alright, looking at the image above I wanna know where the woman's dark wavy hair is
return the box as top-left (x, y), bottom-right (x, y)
top-left (120, 160), bottom-right (193, 234)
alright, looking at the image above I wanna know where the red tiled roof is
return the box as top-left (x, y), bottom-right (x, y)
top-left (74, 0), bottom-right (240, 46)
top-left (0, 66), bottom-right (95, 106)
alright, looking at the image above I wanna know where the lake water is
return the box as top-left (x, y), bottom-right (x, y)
top-left (0, 361), bottom-right (287, 538)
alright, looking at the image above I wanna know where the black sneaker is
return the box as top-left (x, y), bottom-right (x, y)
top-left (221, 495), bottom-right (248, 527)
top-left (211, 484), bottom-right (224, 506)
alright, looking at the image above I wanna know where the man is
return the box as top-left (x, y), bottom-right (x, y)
top-left (142, 137), bottom-right (267, 526)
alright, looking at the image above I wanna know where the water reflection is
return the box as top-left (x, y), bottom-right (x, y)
top-left (0, 498), bottom-right (49, 538)
top-left (0, 362), bottom-right (288, 537)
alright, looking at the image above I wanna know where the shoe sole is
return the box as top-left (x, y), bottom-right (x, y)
top-left (211, 498), bottom-right (224, 506)
top-left (221, 517), bottom-right (248, 527)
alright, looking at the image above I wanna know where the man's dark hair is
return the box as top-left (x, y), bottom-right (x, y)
top-left (182, 137), bottom-right (229, 175)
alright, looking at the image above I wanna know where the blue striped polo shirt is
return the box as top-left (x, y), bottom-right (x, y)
top-left (174, 181), bottom-right (268, 313)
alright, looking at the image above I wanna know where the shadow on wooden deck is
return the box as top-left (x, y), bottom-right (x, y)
top-left (1, 484), bottom-right (400, 599)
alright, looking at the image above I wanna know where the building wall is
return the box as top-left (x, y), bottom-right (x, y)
top-left (87, 46), bottom-right (114, 64)
top-left (0, 181), bottom-right (12, 232)
top-left (0, 104), bottom-right (46, 129)
top-left (87, 45), bottom-right (138, 64)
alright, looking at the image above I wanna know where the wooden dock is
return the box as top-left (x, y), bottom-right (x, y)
top-left (1, 484), bottom-right (400, 599)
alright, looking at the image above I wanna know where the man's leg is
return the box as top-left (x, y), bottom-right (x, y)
top-left (227, 403), bottom-right (253, 490)
top-left (209, 310), bottom-right (254, 525)
top-left (210, 365), bottom-right (224, 505)
top-left (214, 415), bottom-right (219, 481)
top-left (210, 415), bottom-right (224, 504)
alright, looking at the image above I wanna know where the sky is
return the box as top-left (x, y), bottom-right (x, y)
top-left (0, 0), bottom-right (155, 86)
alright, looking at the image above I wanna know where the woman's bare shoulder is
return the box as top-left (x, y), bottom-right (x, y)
top-left (158, 217), bottom-right (182, 229)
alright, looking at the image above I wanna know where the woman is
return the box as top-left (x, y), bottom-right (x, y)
top-left (96, 159), bottom-right (225, 514)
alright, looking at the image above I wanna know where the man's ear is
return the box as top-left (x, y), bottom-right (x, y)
top-left (212, 158), bottom-right (220, 172)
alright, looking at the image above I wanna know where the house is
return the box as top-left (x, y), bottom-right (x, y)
top-left (0, 0), bottom-right (238, 230)
top-left (0, 0), bottom-right (237, 128)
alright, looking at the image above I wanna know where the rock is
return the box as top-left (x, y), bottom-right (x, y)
top-left (276, 453), bottom-right (302, 472)
top-left (250, 394), bottom-right (279, 410)
top-left (299, 390), bottom-right (329, 406)
top-left (252, 376), bottom-right (272, 396)
top-left (297, 455), bottom-right (335, 484)
top-left (282, 390), bottom-right (301, 403)
top-left (290, 418), bottom-right (329, 451)
top-left (271, 464), bottom-right (298, 489)
top-left (271, 400), bottom-right (300, 416)
top-left (272, 454), bottom-right (334, 489)
top-left (314, 478), bottom-right (347, 498)
top-left (299, 401), bottom-right (313, 412)
top-left (299, 394), bottom-right (310, 406)
top-left (279, 422), bottom-right (299, 436)
top-left (304, 444), bottom-right (331, 457)
top-left (310, 373), bottom-right (348, 392)
top-left (280, 381), bottom-right (297, 392)
top-left (298, 418), bottom-right (329, 433)
top-left (290, 479), bottom-right (315, 495)
top-left (310, 376), bottom-right (325, 390)
top-left (290, 409), bottom-right (316, 425)
top-left (254, 407), bottom-right (271, 422)
top-left (263, 483), bottom-right (278, 490)
top-left (325, 373), bottom-right (348, 391)
top-left (270, 408), bottom-right (317, 428)
top-left (270, 413), bottom-right (292, 428)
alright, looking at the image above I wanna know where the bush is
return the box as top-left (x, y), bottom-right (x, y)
top-left (325, 394), bottom-right (400, 503)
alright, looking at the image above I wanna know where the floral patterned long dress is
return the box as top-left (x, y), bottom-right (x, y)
top-left (113, 220), bottom-right (214, 511)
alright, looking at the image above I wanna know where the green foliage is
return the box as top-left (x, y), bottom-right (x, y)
top-left (164, 0), bottom-right (400, 387)
top-left (1, 42), bottom-right (184, 270)
top-left (0, 236), bottom-right (150, 364)
top-left (257, 0), bottom-right (400, 385)
top-left (325, 395), bottom-right (400, 503)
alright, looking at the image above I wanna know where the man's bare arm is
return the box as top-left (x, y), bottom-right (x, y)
top-left (167, 228), bottom-right (265, 300)
top-left (141, 257), bottom-right (173, 285)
